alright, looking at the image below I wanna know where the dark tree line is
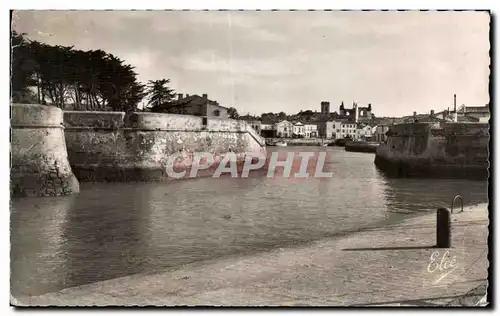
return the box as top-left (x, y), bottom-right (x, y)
top-left (11, 31), bottom-right (177, 112)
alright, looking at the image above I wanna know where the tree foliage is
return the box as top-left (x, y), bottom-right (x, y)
top-left (227, 107), bottom-right (239, 119)
top-left (11, 31), bottom-right (37, 103)
top-left (146, 79), bottom-right (176, 110)
top-left (11, 31), bottom-right (147, 112)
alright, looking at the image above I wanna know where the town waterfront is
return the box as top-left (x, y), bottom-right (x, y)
top-left (11, 146), bottom-right (488, 298)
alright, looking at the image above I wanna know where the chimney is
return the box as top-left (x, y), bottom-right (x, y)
top-left (453, 94), bottom-right (457, 112)
top-left (202, 94), bottom-right (208, 99)
top-left (430, 109), bottom-right (434, 116)
top-left (177, 93), bottom-right (183, 100)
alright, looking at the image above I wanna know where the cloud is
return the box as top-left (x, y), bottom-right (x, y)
top-left (171, 51), bottom-right (304, 77)
top-left (12, 10), bottom-right (490, 117)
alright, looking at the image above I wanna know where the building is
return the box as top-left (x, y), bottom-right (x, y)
top-left (338, 120), bottom-right (358, 139)
top-left (317, 121), bottom-right (334, 139)
top-left (339, 102), bottom-right (372, 123)
top-left (318, 119), bottom-right (357, 139)
top-left (320, 100), bottom-right (373, 123)
top-left (320, 101), bottom-right (331, 114)
top-left (357, 124), bottom-right (373, 140)
top-left (292, 122), bottom-right (305, 138)
top-left (304, 123), bottom-right (318, 138)
top-left (260, 120), bottom-right (275, 137)
top-left (247, 120), bottom-right (262, 134)
top-left (457, 104), bottom-right (490, 123)
top-left (275, 120), bottom-right (294, 138)
top-left (153, 93), bottom-right (230, 118)
top-left (373, 125), bottom-right (390, 143)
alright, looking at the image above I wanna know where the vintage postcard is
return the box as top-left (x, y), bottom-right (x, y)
top-left (10, 9), bottom-right (490, 307)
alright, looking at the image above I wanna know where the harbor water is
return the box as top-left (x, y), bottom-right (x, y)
top-left (11, 147), bottom-right (488, 297)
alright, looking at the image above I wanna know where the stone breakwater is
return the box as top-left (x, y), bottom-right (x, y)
top-left (11, 104), bottom-right (80, 197)
top-left (374, 122), bottom-right (489, 179)
top-left (63, 111), bottom-right (266, 182)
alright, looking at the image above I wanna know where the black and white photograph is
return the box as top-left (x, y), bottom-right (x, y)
top-left (9, 7), bottom-right (491, 307)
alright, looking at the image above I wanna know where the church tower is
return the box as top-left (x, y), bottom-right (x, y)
top-left (321, 101), bottom-right (330, 114)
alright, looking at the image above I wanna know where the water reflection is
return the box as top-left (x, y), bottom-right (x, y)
top-left (380, 176), bottom-right (488, 214)
top-left (11, 196), bottom-right (75, 297)
top-left (59, 183), bottom-right (153, 292)
top-left (11, 147), bottom-right (488, 297)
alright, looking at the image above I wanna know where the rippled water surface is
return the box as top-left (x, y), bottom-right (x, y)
top-left (11, 147), bottom-right (488, 296)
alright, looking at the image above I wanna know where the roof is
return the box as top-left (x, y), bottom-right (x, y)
top-left (457, 105), bottom-right (489, 113)
top-left (457, 115), bottom-right (480, 123)
top-left (260, 119), bottom-right (276, 125)
top-left (275, 120), bottom-right (292, 125)
top-left (402, 114), bottom-right (445, 123)
top-left (158, 94), bottom-right (229, 111)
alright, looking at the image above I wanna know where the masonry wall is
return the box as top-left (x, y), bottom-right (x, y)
top-left (11, 104), bottom-right (80, 197)
top-left (63, 111), bottom-right (266, 182)
top-left (374, 122), bottom-right (489, 179)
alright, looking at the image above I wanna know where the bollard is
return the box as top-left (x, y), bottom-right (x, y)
top-left (436, 208), bottom-right (451, 248)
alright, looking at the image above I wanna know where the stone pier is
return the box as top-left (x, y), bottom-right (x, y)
top-left (375, 122), bottom-right (489, 179)
top-left (11, 104), bottom-right (79, 197)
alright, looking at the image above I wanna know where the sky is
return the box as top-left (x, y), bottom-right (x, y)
top-left (12, 10), bottom-right (490, 117)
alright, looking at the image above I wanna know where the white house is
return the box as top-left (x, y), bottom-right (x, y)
top-left (339, 121), bottom-right (357, 139)
top-left (275, 120), bottom-right (294, 138)
top-left (356, 124), bottom-right (373, 140)
top-left (318, 120), bottom-right (357, 139)
top-left (304, 123), bottom-right (318, 138)
top-left (292, 122), bottom-right (305, 137)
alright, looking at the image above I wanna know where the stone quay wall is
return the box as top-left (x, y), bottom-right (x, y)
top-left (63, 111), bottom-right (266, 182)
top-left (345, 141), bottom-right (379, 153)
top-left (11, 104), bottom-right (80, 197)
top-left (374, 122), bottom-right (489, 179)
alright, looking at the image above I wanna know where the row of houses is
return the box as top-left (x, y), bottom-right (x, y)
top-left (147, 92), bottom-right (488, 143)
top-left (247, 119), bottom-right (387, 141)
top-left (248, 120), bottom-right (319, 138)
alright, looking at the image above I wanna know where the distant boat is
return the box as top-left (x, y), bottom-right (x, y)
top-left (332, 139), bottom-right (347, 147)
top-left (275, 141), bottom-right (288, 147)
